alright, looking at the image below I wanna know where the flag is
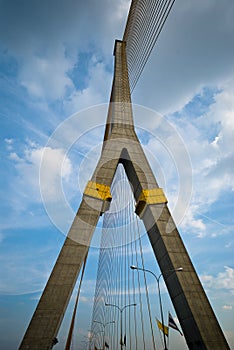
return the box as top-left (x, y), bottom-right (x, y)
top-left (168, 312), bottom-right (183, 336)
top-left (105, 341), bottom-right (109, 348)
top-left (156, 318), bottom-right (169, 336)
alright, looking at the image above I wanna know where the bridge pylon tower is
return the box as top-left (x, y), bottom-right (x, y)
top-left (19, 40), bottom-right (230, 350)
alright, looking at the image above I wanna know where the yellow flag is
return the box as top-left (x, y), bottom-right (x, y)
top-left (156, 318), bottom-right (169, 336)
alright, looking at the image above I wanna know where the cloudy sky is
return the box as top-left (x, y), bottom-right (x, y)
top-left (0, 0), bottom-right (234, 349)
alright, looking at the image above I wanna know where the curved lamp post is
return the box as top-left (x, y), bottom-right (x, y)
top-left (105, 303), bottom-right (137, 350)
top-left (130, 266), bottom-right (183, 350)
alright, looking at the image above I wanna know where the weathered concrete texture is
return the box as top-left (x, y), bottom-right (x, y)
top-left (142, 204), bottom-right (229, 349)
top-left (19, 197), bottom-right (105, 350)
top-left (20, 40), bottom-right (230, 349)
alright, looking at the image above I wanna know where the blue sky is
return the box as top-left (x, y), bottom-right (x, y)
top-left (0, 0), bottom-right (234, 349)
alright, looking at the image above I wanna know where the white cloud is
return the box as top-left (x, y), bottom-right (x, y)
top-left (201, 266), bottom-right (234, 294)
top-left (160, 78), bottom-right (234, 236)
top-left (200, 79), bottom-right (234, 163)
top-left (180, 205), bottom-right (206, 237)
top-left (64, 57), bottom-right (112, 114)
top-left (4, 138), bottom-right (13, 144)
top-left (225, 242), bottom-right (233, 249)
top-left (0, 0), bottom-right (130, 103)
top-left (9, 152), bottom-right (22, 162)
top-left (39, 146), bottom-right (72, 201)
top-left (19, 48), bottom-right (75, 100)
top-left (8, 141), bottom-right (72, 205)
top-left (4, 138), bottom-right (14, 151)
top-left (223, 305), bottom-right (233, 311)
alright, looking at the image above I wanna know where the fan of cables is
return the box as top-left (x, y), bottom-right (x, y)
top-left (89, 164), bottom-right (160, 350)
top-left (123, 0), bottom-right (176, 93)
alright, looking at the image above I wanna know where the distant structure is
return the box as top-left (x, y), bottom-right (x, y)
top-left (20, 1), bottom-right (230, 349)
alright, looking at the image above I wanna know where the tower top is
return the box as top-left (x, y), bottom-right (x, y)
top-left (103, 40), bottom-right (135, 142)
top-left (113, 39), bottom-right (126, 56)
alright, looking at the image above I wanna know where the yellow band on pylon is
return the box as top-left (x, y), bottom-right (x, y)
top-left (84, 181), bottom-right (112, 201)
top-left (135, 188), bottom-right (167, 217)
top-left (138, 188), bottom-right (167, 204)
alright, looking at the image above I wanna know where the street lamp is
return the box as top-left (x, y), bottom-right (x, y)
top-left (105, 302), bottom-right (137, 350)
top-left (130, 265), bottom-right (183, 350)
top-left (93, 320), bottom-right (115, 350)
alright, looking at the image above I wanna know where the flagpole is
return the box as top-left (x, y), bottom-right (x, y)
top-left (167, 313), bottom-right (170, 350)
top-left (130, 266), bottom-right (183, 350)
top-left (157, 274), bottom-right (167, 350)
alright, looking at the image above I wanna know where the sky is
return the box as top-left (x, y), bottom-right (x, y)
top-left (0, 0), bottom-right (234, 349)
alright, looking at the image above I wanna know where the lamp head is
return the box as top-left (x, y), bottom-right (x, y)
top-left (130, 265), bottom-right (137, 270)
top-left (176, 267), bottom-right (183, 271)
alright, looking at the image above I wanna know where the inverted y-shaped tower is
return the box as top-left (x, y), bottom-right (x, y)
top-left (20, 39), bottom-right (230, 350)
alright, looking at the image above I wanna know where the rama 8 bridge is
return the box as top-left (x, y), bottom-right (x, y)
top-left (19, 1), bottom-right (230, 350)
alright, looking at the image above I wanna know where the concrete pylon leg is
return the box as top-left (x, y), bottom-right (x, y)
top-left (120, 147), bottom-right (229, 349)
top-left (19, 196), bottom-right (108, 350)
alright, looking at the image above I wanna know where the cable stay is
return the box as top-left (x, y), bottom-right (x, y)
top-left (123, 0), bottom-right (176, 93)
top-left (89, 164), bottom-right (166, 350)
